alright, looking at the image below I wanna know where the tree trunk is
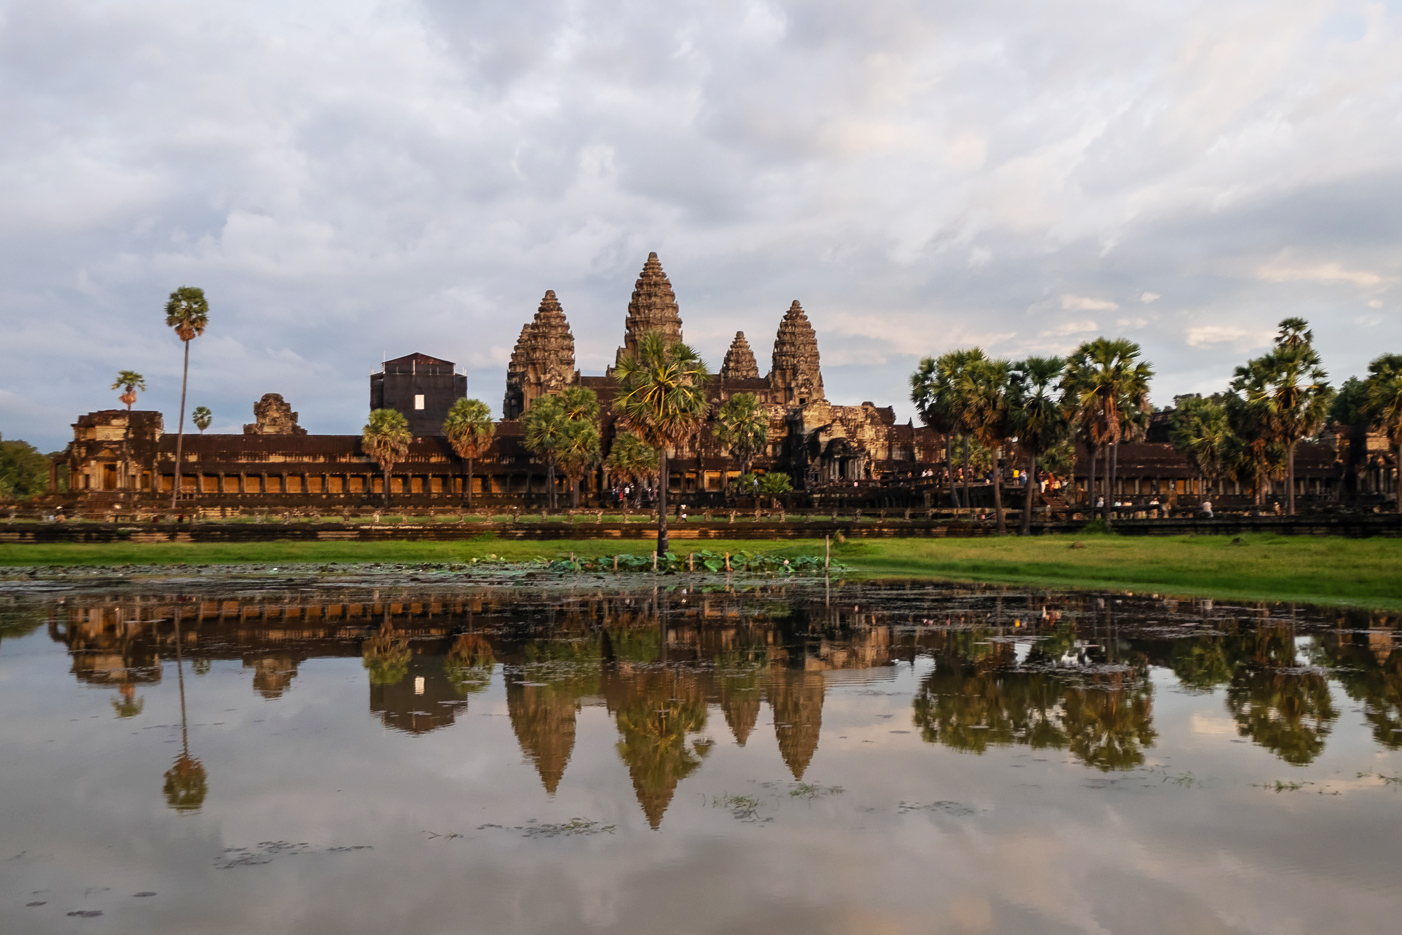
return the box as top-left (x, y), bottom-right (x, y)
top-left (1287, 440), bottom-right (1297, 515)
top-left (946, 437), bottom-right (958, 508)
top-left (1106, 441), bottom-right (1118, 526)
top-left (992, 447), bottom-right (1005, 534)
top-left (656, 447), bottom-right (670, 557)
top-left (1021, 452), bottom-right (1037, 535)
top-left (1087, 444), bottom-right (1097, 514)
top-left (547, 461), bottom-right (556, 510)
top-left (961, 437), bottom-right (971, 514)
top-left (466, 457), bottom-right (474, 509)
top-left (383, 465), bottom-right (391, 508)
top-left (1396, 442), bottom-right (1401, 515)
top-left (571, 475), bottom-right (580, 509)
top-left (170, 340), bottom-right (190, 509)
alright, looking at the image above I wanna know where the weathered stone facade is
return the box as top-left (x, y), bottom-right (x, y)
top-left (244, 393), bottom-right (307, 436)
top-left (769, 300), bottom-right (824, 406)
top-left (503, 290), bottom-right (578, 419)
top-left (719, 332), bottom-right (759, 380)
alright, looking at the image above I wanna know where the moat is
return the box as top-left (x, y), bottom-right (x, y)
top-left (2, 578), bottom-right (1400, 934)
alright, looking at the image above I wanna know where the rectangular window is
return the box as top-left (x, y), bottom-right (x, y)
top-left (414, 394), bottom-right (425, 410)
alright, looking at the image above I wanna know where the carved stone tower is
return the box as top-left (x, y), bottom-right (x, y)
top-left (769, 300), bottom-right (824, 406)
top-left (613, 252), bottom-right (683, 368)
top-left (243, 393), bottom-right (307, 435)
top-left (503, 290), bottom-right (577, 419)
top-left (719, 331), bottom-right (760, 381)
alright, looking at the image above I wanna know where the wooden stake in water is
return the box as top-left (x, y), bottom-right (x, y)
top-left (688, 552), bottom-right (694, 572)
top-left (652, 552), bottom-right (658, 572)
top-left (825, 534), bottom-right (830, 571)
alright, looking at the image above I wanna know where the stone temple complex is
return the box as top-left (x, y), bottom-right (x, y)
top-left (54, 251), bottom-right (1362, 514)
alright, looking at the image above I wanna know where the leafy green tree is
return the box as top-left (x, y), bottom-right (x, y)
top-left (1169, 395), bottom-right (1233, 499)
top-left (757, 471), bottom-right (792, 505)
top-left (362, 620), bottom-right (412, 686)
top-left (1062, 338), bottom-right (1153, 523)
top-left (164, 286), bottom-right (209, 508)
top-left (713, 392), bottom-right (769, 486)
top-left (1362, 353), bottom-right (1402, 514)
top-left (962, 357), bottom-right (1014, 533)
top-left (557, 418), bottom-right (602, 508)
top-left (911, 348), bottom-right (986, 509)
top-left (361, 408), bottom-right (412, 507)
top-left (523, 393), bottom-right (567, 509)
top-left (605, 430), bottom-right (659, 507)
top-left (109, 370), bottom-right (148, 489)
top-left (612, 331), bottom-right (711, 557)
top-left (192, 406), bottom-right (212, 433)
top-left (442, 397), bottom-right (495, 507)
top-left (1009, 355), bottom-right (1068, 534)
top-left (0, 436), bottom-right (51, 501)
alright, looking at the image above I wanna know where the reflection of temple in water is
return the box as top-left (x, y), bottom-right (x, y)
top-left (41, 582), bottom-right (1396, 826)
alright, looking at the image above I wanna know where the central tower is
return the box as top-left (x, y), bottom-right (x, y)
top-left (613, 252), bottom-right (683, 368)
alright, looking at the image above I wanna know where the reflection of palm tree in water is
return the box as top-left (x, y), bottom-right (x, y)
top-left (1223, 623), bottom-right (1338, 766)
top-left (609, 669), bottom-right (708, 829)
top-left (362, 613), bottom-right (411, 686)
top-left (111, 681), bottom-right (144, 719)
top-left (163, 607), bottom-right (207, 811)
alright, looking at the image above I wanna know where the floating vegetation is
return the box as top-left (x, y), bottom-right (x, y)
top-left (216, 841), bottom-right (371, 869)
top-left (547, 550), bottom-right (844, 577)
top-left (787, 782), bottom-right (845, 799)
top-left (710, 794), bottom-right (765, 822)
top-left (1356, 771), bottom-right (1402, 786)
top-left (897, 800), bottom-right (976, 816)
top-left (1256, 780), bottom-right (1308, 793)
top-left (1145, 767), bottom-right (1199, 787)
top-left (477, 818), bottom-right (616, 838)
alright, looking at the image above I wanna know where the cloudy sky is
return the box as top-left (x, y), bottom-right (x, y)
top-left (2, 0), bottom-right (1399, 450)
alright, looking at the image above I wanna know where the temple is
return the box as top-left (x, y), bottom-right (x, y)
top-left (55, 251), bottom-right (1381, 514)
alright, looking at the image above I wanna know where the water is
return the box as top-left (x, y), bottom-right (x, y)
top-left (2, 576), bottom-right (1400, 934)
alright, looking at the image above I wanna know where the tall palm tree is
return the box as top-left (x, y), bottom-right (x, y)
top-left (1009, 356), bottom-right (1068, 534)
top-left (1232, 320), bottom-right (1332, 515)
top-left (713, 392), bottom-right (769, 489)
top-left (612, 331), bottom-right (711, 557)
top-left (911, 349), bottom-right (986, 509)
top-left (1363, 353), bottom-right (1402, 514)
top-left (605, 430), bottom-right (659, 507)
top-left (1225, 375), bottom-right (1284, 508)
top-left (557, 418), bottom-right (602, 508)
top-left (111, 370), bottom-right (146, 491)
top-left (962, 357), bottom-right (1014, 533)
top-left (442, 398), bottom-right (495, 507)
top-left (163, 608), bottom-right (207, 811)
top-left (1169, 395), bottom-right (1233, 498)
top-left (192, 406), bottom-right (212, 433)
top-left (362, 408), bottom-right (412, 508)
top-left (523, 394), bottom-right (567, 509)
top-left (1062, 338), bottom-right (1153, 524)
top-left (164, 286), bottom-right (209, 509)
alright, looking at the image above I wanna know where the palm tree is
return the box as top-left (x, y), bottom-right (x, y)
top-left (1224, 376), bottom-right (1285, 508)
top-left (362, 408), bottom-right (412, 508)
top-left (612, 331), bottom-right (711, 557)
top-left (1231, 325), bottom-right (1333, 514)
top-left (556, 418), bottom-right (602, 508)
top-left (1169, 395), bottom-right (1233, 499)
top-left (111, 370), bottom-right (146, 490)
top-left (523, 394), bottom-right (567, 510)
top-left (192, 406), bottom-right (212, 433)
top-left (165, 286), bottom-right (209, 509)
top-left (605, 430), bottom-right (659, 508)
top-left (962, 357), bottom-right (1014, 533)
top-left (163, 608), bottom-right (207, 811)
top-left (713, 392), bottom-right (769, 489)
top-left (1236, 320), bottom-right (1333, 515)
top-left (911, 349), bottom-right (986, 509)
top-left (1062, 338), bottom-right (1153, 524)
top-left (1009, 356), bottom-right (1068, 534)
top-left (1363, 353), bottom-right (1402, 514)
top-left (442, 398), bottom-right (495, 507)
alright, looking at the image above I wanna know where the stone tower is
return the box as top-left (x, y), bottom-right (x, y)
top-left (769, 300), bottom-right (824, 405)
top-left (503, 290), bottom-right (577, 419)
top-left (719, 331), bottom-right (760, 380)
top-left (614, 252), bottom-right (683, 368)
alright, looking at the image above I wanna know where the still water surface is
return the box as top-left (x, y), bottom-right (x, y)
top-left (2, 577), bottom-right (1401, 934)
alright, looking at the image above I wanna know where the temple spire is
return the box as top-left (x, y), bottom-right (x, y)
top-left (614, 252), bottom-right (683, 368)
top-left (503, 290), bottom-right (576, 419)
top-left (769, 300), bottom-right (824, 405)
top-left (719, 331), bottom-right (760, 380)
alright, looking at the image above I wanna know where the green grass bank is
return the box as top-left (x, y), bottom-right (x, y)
top-left (2, 535), bottom-right (1399, 610)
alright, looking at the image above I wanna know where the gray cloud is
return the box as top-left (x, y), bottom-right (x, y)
top-left (2, 0), bottom-right (1400, 448)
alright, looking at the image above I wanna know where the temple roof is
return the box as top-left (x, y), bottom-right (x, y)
top-left (770, 300), bottom-right (824, 401)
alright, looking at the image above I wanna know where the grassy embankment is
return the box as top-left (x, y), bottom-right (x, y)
top-left (2, 534), bottom-right (1400, 609)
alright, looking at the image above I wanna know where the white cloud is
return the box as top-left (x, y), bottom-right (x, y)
top-left (1257, 259), bottom-right (1393, 288)
top-left (1140, 292), bottom-right (1160, 304)
top-left (1185, 325), bottom-right (1268, 348)
top-left (1040, 319), bottom-right (1099, 337)
top-left (1061, 295), bottom-right (1119, 312)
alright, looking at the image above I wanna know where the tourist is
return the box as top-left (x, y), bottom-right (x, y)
top-left (1201, 498), bottom-right (1213, 519)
